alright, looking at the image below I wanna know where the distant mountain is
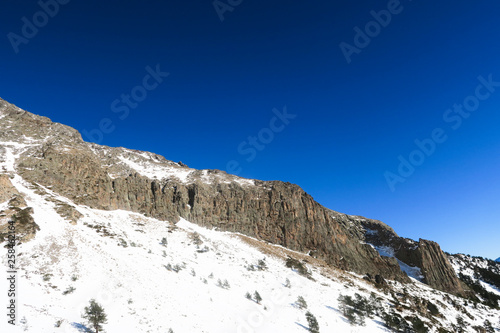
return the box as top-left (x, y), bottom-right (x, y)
top-left (496, 257), bottom-right (500, 262)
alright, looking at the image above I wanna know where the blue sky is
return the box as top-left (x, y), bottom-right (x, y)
top-left (1, 0), bottom-right (499, 259)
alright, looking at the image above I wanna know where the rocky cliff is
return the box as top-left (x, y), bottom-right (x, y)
top-left (0, 97), bottom-right (465, 293)
top-left (359, 218), bottom-right (465, 295)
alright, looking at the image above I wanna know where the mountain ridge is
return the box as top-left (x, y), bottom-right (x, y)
top-left (2, 97), bottom-right (500, 332)
top-left (0, 97), bottom-right (462, 295)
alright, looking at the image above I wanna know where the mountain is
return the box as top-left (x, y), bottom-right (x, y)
top-left (0, 98), bottom-right (456, 292)
top-left (1, 97), bottom-right (499, 332)
top-left (496, 257), bottom-right (500, 262)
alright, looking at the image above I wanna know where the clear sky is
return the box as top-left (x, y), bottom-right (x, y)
top-left (1, 1), bottom-right (499, 259)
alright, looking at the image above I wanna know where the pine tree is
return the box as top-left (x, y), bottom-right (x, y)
top-left (296, 296), bottom-right (308, 309)
top-left (455, 315), bottom-right (468, 333)
top-left (82, 299), bottom-right (107, 333)
top-left (254, 291), bottom-right (262, 304)
top-left (257, 259), bottom-right (267, 270)
top-left (305, 311), bottom-right (319, 333)
top-left (484, 319), bottom-right (494, 333)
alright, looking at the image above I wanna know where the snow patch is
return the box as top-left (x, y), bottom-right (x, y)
top-left (373, 245), bottom-right (424, 282)
top-left (117, 155), bottom-right (194, 182)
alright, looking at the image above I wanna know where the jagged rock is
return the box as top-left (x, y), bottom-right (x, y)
top-left (53, 201), bottom-right (83, 225)
top-left (375, 274), bottom-right (387, 286)
top-left (358, 217), bottom-right (465, 295)
top-left (0, 174), bottom-right (19, 202)
top-left (416, 239), bottom-right (464, 294)
top-left (8, 194), bottom-right (27, 209)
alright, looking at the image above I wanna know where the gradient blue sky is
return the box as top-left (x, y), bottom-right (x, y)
top-left (1, 1), bottom-right (499, 259)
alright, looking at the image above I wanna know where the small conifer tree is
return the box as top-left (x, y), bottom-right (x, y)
top-left (254, 291), bottom-right (262, 304)
top-left (305, 311), bottom-right (319, 333)
top-left (82, 299), bottom-right (107, 333)
top-left (296, 296), bottom-right (308, 309)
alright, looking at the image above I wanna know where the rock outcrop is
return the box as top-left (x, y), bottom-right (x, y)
top-left (0, 194), bottom-right (40, 245)
top-left (0, 174), bottom-right (18, 202)
top-left (416, 239), bottom-right (464, 294)
top-left (358, 218), bottom-right (465, 295)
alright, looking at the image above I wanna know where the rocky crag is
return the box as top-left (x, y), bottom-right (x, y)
top-left (0, 97), bottom-right (464, 294)
top-left (358, 218), bottom-right (464, 295)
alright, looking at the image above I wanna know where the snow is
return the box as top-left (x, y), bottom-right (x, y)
top-left (116, 154), bottom-right (255, 187)
top-left (0, 103), bottom-right (7, 120)
top-left (373, 245), bottom-right (424, 282)
top-left (397, 260), bottom-right (425, 282)
top-left (117, 155), bottom-right (194, 182)
top-left (0, 142), bottom-right (39, 174)
top-left (365, 229), bottom-right (378, 236)
top-left (0, 201), bottom-right (8, 211)
top-left (449, 254), bottom-right (500, 297)
top-left (374, 245), bottom-right (394, 258)
top-left (480, 280), bottom-right (500, 296)
top-left (233, 178), bottom-right (255, 187)
top-left (0, 145), bottom-right (18, 173)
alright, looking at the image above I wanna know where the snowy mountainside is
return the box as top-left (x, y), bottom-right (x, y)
top-left (2, 97), bottom-right (500, 332)
top-left (0, 164), bottom-right (499, 332)
top-left (448, 253), bottom-right (500, 308)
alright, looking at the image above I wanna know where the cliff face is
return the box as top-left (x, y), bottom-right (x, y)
top-left (14, 143), bottom-right (404, 281)
top-left (360, 218), bottom-right (465, 295)
top-left (417, 240), bottom-right (464, 294)
top-left (1, 97), bottom-right (465, 292)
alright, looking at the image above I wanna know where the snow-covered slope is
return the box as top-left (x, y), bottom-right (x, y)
top-left (0, 172), bottom-right (385, 332)
top-left (449, 253), bottom-right (500, 298)
top-left (1, 165), bottom-right (500, 332)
